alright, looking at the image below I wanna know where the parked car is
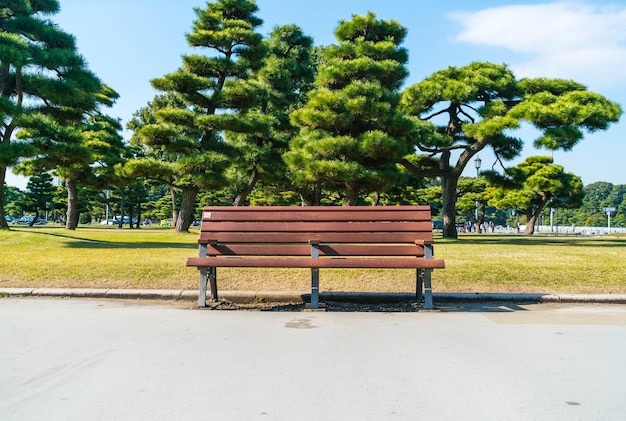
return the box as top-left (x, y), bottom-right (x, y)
top-left (100, 217), bottom-right (137, 225)
top-left (15, 216), bottom-right (46, 225)
top-left (432, 220), bottom-right (444, 230)
top-left (4, 215), bottom-right (15, 223)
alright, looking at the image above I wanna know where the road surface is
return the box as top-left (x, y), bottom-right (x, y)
top-left (2, 298), bottom-right (626, 420)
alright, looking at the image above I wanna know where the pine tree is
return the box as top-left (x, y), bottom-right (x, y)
top-left (228, 24), bottom-right (315, 206)
top-left (401, 62), bottom-right (622, 238)
top-left (0, 0), bottom-right (111, 229)
top-left (286, 12), bottom-right (414, 205)
top-left (15, 93), bottom-right (126, 230)
top-left (134, 0), bottom-right (266, 232)
top-left (22, 173), bottom-right (55, 226)
top-left (485, 156), bottom-right (584, 235)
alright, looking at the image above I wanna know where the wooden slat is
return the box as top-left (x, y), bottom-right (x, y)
top-left (187, 256), bottom-right (445, 269)
top-left (201, 206), bottom-right (432, 222)
top-left (199, 232), bottom-right (430, 244)
top-left (200, 220), bottom-right (432, 233)
top-left (205, 244), bottom-right (427, 257)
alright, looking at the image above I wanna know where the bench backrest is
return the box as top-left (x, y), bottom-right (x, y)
top-left (198, 206), bottom-right (434, 258)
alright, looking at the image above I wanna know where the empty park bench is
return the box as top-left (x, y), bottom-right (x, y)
top-left (186, 206), bottom-right (445, 309)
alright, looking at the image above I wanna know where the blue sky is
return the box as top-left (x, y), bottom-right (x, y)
top-left (6, 0), bottom-right (626, 188)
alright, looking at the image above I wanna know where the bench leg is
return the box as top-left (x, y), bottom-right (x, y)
top-left (422, 269), bottom-right (433, 309)
top-left (311, 268), bottom-right (320, 309)
top-left (208, 267), bottom-right (218, 302)
top-left (416, 269), bottom-right (423, 303)
top-left (310, 242), bottom-right (320, 308)
top-left (198, 268), bottom-right (208, 307)
top-left (198, 267), bottom-right (218, 307)
top-left (421, 243), bottom-right (435, 309)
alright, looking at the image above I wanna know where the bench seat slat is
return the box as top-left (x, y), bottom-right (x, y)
top-left (200, 221), bottom-right (432, 232)
top-left (187, 256), bottom-right (445, 269)
top-left (204, 244), bottom-right (427, 257)
top-left (199, 232), bottom-right (431, 243)
top-left (201, 206), bottom-right (432, 222)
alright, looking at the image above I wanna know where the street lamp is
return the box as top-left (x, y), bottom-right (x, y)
top-left (105, 189), bottom-right (110, 221)
top-left (474, 156), bottom-right (481, 228)
top-left (474, 156), bottom-right (482, 177)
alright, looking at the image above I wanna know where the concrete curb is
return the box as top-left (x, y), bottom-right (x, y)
top-left (2, 288), bottom-right (626, 305)
top-left (433, 292), bottom-right (626, 304)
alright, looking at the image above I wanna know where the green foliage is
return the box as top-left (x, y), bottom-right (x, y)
top-left (286, 13), bottom-right (413, 205)
top-left (400, 61), bottom-right (621, 238)
top-left (485, 156), bottom-right (584, 234)
top-left (559, 182), bottom-right (626, 227)
top-left (15, 91), bottom-right (126, 230)
top-left (0, 2), bottom-right (119, 229)
top-left (510, 83), bottom-right (622, 151)
top-left (131, 0), bottom-right (268, 230)
top-left (225, 24), bottom-right (315, 206)
top-left (22, 173), bottom-right (54, 217)
top-left (2, 185), bottom-right (25, 217)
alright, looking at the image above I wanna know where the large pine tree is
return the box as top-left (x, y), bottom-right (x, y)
top-left (286, 12), bottom-right (414, 205)
top-left (0, 0), bottom-right (109, 229)
top-left (401, 62), bottom-right (622, 238)
top-left (133, 0), bottom-right (266, 232)
top-left (15, 87), bottom-right (124, 230)
top-left (228, 24), bottom-right (315, 206)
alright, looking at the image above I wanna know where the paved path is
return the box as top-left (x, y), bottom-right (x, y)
top-left (2, 297), bottom-right (626, 420)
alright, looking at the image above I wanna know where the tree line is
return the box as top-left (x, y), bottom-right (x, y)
top-left (3, 169), bottom-right (625, 233)
top-left (0, 0), bottom-right (622, 238)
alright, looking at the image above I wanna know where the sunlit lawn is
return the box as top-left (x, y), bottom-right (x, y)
top-left (1, 225), bottom-right (625, 294)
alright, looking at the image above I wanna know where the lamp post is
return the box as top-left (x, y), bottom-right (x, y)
top-left (105, 189), bottom-right (110, 222)
top-left (474, 156), bottom-right (481, 229)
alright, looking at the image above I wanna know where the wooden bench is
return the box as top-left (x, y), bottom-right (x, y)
top-left (186, 206), bottom-right (445, 309)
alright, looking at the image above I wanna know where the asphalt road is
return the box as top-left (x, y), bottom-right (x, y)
top-left (2, 297), bottom-right (626, 420)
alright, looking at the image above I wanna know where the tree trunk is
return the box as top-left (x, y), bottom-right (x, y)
top-left (524, 208), bottom-right (537, 235)
top-left (118, 190), bottom-right (125, 229)
top-left (136, 202), bottom-right (142, 229)
top-left (345, 182), bottom-right (358, 206)
top-left (176, 187), bottom-right (199, 233)
top-left (65, 179), bottom-right (79, 230)
top-left (441, 174), bottom-right (459, 238)
top-left (128, 203), bottom-right (134, 229)
top-left (0, 167), bottom-right (9, 230)
top-left (523, 201), bottom-right (548, 235)
top-left (372, 192), bottom-right (380, 206)
top-left (169, 187), bottom-right (178, 226)
top-left (233, 162), bottom-right (259, 206)
top-left (298, 184), bottom-right (321, 206)
top-left (28, 207), bottom-right (39, 227)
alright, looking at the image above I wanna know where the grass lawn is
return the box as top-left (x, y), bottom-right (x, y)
top-left (1, 225), bottom-right (625, 294)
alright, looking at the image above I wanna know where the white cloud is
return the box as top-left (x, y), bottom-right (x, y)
top-left (451, 2), bottom-right (626, 89)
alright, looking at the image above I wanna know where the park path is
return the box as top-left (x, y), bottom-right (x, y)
top-left (2, 298), bottom-right (626, 420)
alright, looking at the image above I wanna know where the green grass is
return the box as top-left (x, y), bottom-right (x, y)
top-left (1, 225), bottom-right (625, 294)
top-left (434, 236), bottom-right (626, 294)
